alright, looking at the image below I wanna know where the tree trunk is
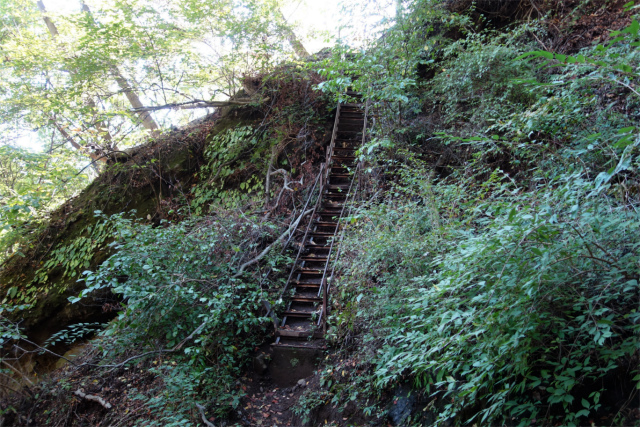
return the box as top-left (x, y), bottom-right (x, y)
top-left (36, 1), bottom-right (58, 36)
top-left (36, 0), bottom-right (116, 157)
top-left (276, 10), bottom-right (309, 59)
top-left (81, 2), bottom-right (161, 136)
top-left (110, 67), bottom-right (160, 137)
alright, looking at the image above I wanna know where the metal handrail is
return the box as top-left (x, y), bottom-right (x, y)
top-left (277, 163), bottom-right (325, 302)
top-left (325, 103), bottom-right (341, 183)
top-left (265, 163), bottom-right (325, 327)
top-left (317, 161), bottom-right (359, 332)
top-left (318, 99), bottom-right (369, 333)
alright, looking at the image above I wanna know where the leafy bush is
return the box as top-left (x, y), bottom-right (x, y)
top-left (427, 31), bottom-right (538, 130)
top-left (76, 210), bottom-right (286, 418)
top-left (370, 172), bottom-right (639, 425)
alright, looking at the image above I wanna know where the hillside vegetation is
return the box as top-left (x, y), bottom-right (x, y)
top-left (1, 0), bottom-right (639, 425)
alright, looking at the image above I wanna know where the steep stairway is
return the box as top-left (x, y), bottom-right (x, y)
top-left (273, 93), bottom-right (366, 349)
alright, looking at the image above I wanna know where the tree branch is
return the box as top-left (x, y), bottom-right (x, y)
top-left (270, 168), bottom-right (303, 191)
top-left (74, 389), bottom-right (112, 409)
top-left (195, 403), bottom-right (215, 427)
top-left (14, 320), bottom-right (208, 371)
top-left (232, 208), bottom-right (313, 278)
top-left (130, 98), bottom-right (267, 113)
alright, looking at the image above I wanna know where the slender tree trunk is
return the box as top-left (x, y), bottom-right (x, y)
top-left (36, 1), bottom-right (58, 36)
top-left (50, 119), bottom-right (103, 174)
top-left (110, 67), bottom-right (160, 136)
top-left (276, 10), bottom-right (309, 59)
top-left (36, 0), bottom-right (116, 157)
top-left (81, 2), bottom-right (161, 136)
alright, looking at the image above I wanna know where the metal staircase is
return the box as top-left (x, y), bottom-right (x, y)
top-left (273, 93), bottom-right (367, 349)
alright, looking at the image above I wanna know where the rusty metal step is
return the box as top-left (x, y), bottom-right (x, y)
top-left (293, 278), bottom-right (322, 286)
top-left (321, 205), bottom-right (344, 210)
top-left (273, 339), bottom-right (326, 349)
top-left (314, 221), bottom-right (338, 227)
top-left (327, 184), bottom-right (350, 190)
top-left (290, 296), bottom-right (322, 303)
top-left (317, 211), bottom-right (342, 217)
top-left (303, 246), bottom-right (331, 255)
top-left (293, 289), bottom-right (323, 298)
top-left (296, 268), bottom-right (324, 275)
top-left (282, 311), bottom-right (313, 318)
top-left (275, 329), bottom-right (323, 338)
top-left (300, 256), bottom-right (328, 262)
top-left (324, 194), bottom-right (347, 200)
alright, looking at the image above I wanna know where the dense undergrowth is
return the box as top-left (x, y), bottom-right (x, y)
top-left (1, 0), bottom-right (639, 425)
top-left (0, 64), bottom-right (332, 424)
top-left (309, 0), bottom-right (640, 426)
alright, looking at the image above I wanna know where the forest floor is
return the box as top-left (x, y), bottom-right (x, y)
top-left (1, 342), bottom-right (378, 426)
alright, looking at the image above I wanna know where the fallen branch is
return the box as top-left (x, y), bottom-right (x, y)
top-left (195, 403), bottom-right (215, 427)
top-left (74, 389), bottom-right (112, 409)
top-left (16, 320), bottom-right (208, 370)
top-left (2, 359), bottom-right (35, 386)
top-left (270, 168), bottom-right (304, 191)
top-left (232, 208), bottom-right (313, 278)
top-left (130, 98), bottom-right (268, 113)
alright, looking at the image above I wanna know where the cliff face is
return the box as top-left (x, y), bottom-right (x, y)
top-left (0, 107), bottom-right (262, 339)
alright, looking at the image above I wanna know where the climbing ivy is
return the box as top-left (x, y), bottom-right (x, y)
top-left (191, 125), bottom-right (267, 213)
top-left (2, 215), bottom-right (116, 306)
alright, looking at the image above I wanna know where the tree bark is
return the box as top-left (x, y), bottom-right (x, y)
top-left (80, 2), bottom-right (161, 136)
top-left (110, 67), bottom-right (161, 136)
top-left (82, 2), bottom-right (160, 137)
top-left (36, 0), bottom-right (116, 158)
top-left (276, 10), bottom-right (309, 59)
top-left (36, 1), bottom-right (58, 36)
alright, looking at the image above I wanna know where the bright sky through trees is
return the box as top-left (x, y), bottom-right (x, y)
top-left (8, 0), bottom-right (394, 152)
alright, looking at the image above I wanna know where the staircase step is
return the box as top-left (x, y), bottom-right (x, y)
top-left (275, 329), bottom-right (323, 338)
top-left (273, 339), bottom-right (326, 349)
top-left (296, 268), bottom-right (325, 275)
top-left (290, 296), bottom-right (322, 303)
top-left (300, 256), bottom-right (328, 262)
top-left (292, 281), bottom-right (321, 288)
top-left (309, 233), bottom-right (337, 240)
top-left (314, 221), bottom-right (338, 226)
top-left (282, 311), bottom-right (313, 318)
